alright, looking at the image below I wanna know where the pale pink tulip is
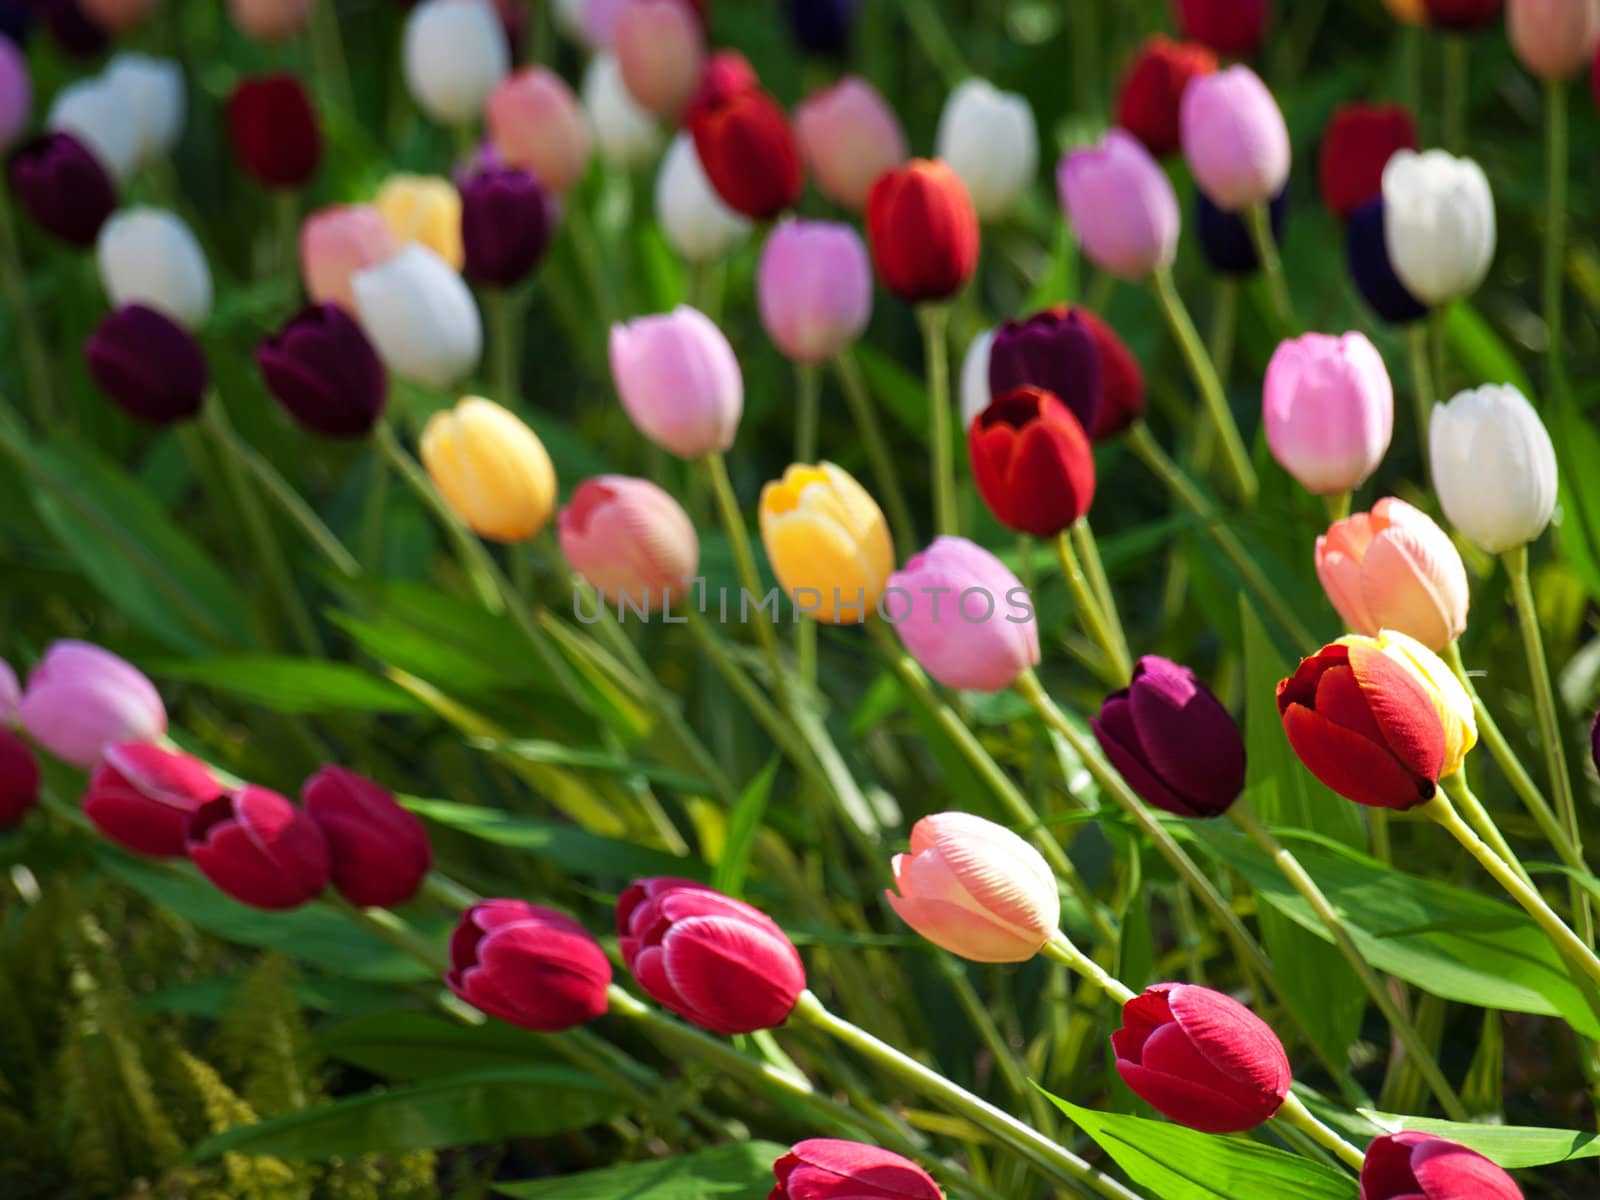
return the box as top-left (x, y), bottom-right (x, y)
top-left (1263, 331), bottom-right (1393, 495)
top-left (487, 67), bottom-right (593, 195)
top-left (794, 77), bottom-right (907, 211)
top-left (301, 204), bottom-right (399, 314)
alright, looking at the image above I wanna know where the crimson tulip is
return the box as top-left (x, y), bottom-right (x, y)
top-left (1361, 1132), bottom-right (1522, 1200)
top-left (83, 742), bottom-right (220, 857)
top-left (1319, 104), bottom-right (1418, 220)
top-left (1116, 36), bottom-right (1217, 158)
top-left (689, 68), bottom-right (802, 221)
top-left (302, 766), bottom-right (432, 909)
top-left (866, 159), bottom-right (979, 303)
top-left (0, 729), bottom-right (38, 830)
top-left (186, 786), bottom-right (330, 910)
top-left (226, 73), bottom-right (322, 190)
top-left (968, 386), bottom-right (1095, 537)
top-left (447, 900), bottom-right (612, 1031)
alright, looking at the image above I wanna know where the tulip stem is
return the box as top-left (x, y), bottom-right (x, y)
top-left (836, 350), bottom-right (917, 555)
top-left (0, 188), bottom-right (52, 426)
top-left (325, 893), bottom-right (451, 974)
top-left (702, 451), bottom-right (792, 713)
top-left (917, 305), bottom-right (959, 537)
top-left (1323, 492), bottom-right (1351, 523)
top-left (1244, 203), bottom-right (1297, 334)
top-left (1544, 79), bottom-right (1570, 395)
top-left (1073, 519), bottom-right (1129, 672)
top-left (1054, 529), bottom-right (1131, 685)
top-left (487, 289), bottom-right (524, 406)
top-left (1405, 323), bottom-right (1434, 477)
top-left (1043, 932), bottom-right (1135, 1004)
top-left (1150, 268), bottom-right (1258, 506)
top-left (306, 0), bottom-right (354, 116)
top-left (795, 363), bottom-right (821, 688)
top-left (1228, 800), bottom-right (1472, 1121)
top-left (1273, 1093), bottom-right (1367, 1172)
top-left (1442, 34), bottom-right (1468, 153)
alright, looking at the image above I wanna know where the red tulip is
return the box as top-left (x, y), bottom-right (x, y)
top-left (0, 729), bottom-right (38, 830)
top-left (689, 68), bottom-right (802, 221)
top-left (447, 900), bottom-right (612, 1031)
top-left (1116, 36), bottom-right (1218, 158)
top-left (1172, 0), bottom-right (1270, 56)
top-left (226, 73), bottom-right (322, 190)
top-left (866, 159), bottom-right (979, 304)
top-left (771, 1139), bottom-right (944, 1200)
top-left (186, 786), bottom-right (330, 910)
top-left (968, 386), bottom-right (1096, 537)
top-left (302, 766), bottom-right (432, 909)
top-left (1066, 306), bottom-right (1146, 439)
top-left (1361, 1132), bottom-right (1523, 1200)
top-left (1422, 0), bottom-right (1503, 29)
top-left (83, 742), bottom-right (221, 857)
top-left (1318, 104), bottom-right (1418, 220)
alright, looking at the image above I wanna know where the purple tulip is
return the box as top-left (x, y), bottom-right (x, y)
top-left (460, 164), bottom-right (555, 288)
top-left (1091, 656), bottom-right (1245, 818)
top-left (8, 131), bottom-right (117, 247)
top-left (1180, 65), bottom-right (1290, 213)
top-left (17, 640), bottom-right (166, 770)
top-left (86, 304), bottom-right (209, 426)
top-left (1058, 129), bottom-right (1179, 280)
top-left (757, 218), bottom-right (872, 364)
top-left (987, 309), bottom-right (1103, 436)
top-left (1346, 198), bottom-right (1426, 327)
top-left (257, 303), bottom-right (387, 438)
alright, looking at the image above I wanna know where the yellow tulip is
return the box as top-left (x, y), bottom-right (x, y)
top-left (759, 462), bottom-right (893, 625)
top-left (375, 174), bottom-right (464, 270)
top-left (1383, 0), bottom-right (1427, 23)
top-left (420, 397), bottom-right (557, 543)
top-left (1343, 629), bottom-right (1477, 776)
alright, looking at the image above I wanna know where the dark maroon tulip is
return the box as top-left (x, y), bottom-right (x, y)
top-left (460, 165), bottom-right (554, 288)
top-left (43, 0), bottom-right (107, 57)
top-left (186, 785), bottom-right (330, 910)
top-left (771, 1139), bottom-right (943, 1200)
top-left (302, 765), bottom-right (432, 908)
top-left (1092, 656), bottom-right (1245, 819)
top-left (8, 131), bottom-right (117, 247)
top-left (988, 309), bottom-right (1103, 437)
top-left (226, 73), bottom-right (322, 190)
top-left (0, 729), bottom-right (39, 830)
top-left (83, 742), bottom-right (221, 858)
top-left (85, 305), bottom-right (209, 426)
top-left (447, 899), bottom-right (612, 1031)
top-left (257, 304), bottom-right (387, 438)
top-left (1361, 1132), bottom-right (1522, 1200)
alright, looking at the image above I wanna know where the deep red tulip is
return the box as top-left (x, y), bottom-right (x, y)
top-left (83, 742), bottom-right (221, 857)
top-left (302, 766), bottom-right (432, 909)
top-left (1361, 1132), bottom-right (1523, 1200)
top-left (988, 309), bottom-right (1102, 436)
top-left (968, 386), bottom-right (1096, 537)
top-left (186, 786), bottom-right (330, 910)
top-left (866, 159), bottom-right (979, 304)
top-left (447, 900), bottom-right (612, 1031)
top-left (1423, 0), bottom-right (1503, 29)
top-left (8, 131), bottom-right (117, 247)
top-left (1113, 983), bottom-right (1291, 1133)
top-left (689, 69), bottom-right (802, 221)
top-left (257, 303), bottom-right (388, 439)
top-left (1063, 305), bottom-right (1146, 439)
top-left (0, 729), bottom-right (39, 830)
top-left (1116, 36), bottom-right (1218, 158)
top-left (771, 1139), bottom-right (943, 1200)
top-left (85, 305), bottom-right (209, 426)
top-left (1172, 0), bottom-right (1270, 56)
top-left (684, 49), bottom-right (759, 125)
top-left (618, 877), bottom-right (806, 1035)
top-left (226, 73), bottom-right (322, 190)
top-left (1319, 103), bottom-right (1418, 220)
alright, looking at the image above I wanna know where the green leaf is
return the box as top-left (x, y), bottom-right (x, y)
top-left (1358, 1110), bottom-right (1598, 1168)
top-left (188, 1067), bottom-right (626, 1160)
top-left (852, 345), bottom-right (930, 444)
top-left (1548, 389), bottom-right (1600, 603)
top-left (148, 656), bottom-right (427, 715)
top-left (314, 1012), bottom-right (566, 1080)
top-left (711, 758), bottom-right (779, 897)
top-left (493, 1141), bottom-right (790, 1199)
top-left (475, 739), bottom-right (710, 794)
top-left (134, 974), bottom-right (401, 1017)
top-left (1443, 302), bottom-right (1533, 398)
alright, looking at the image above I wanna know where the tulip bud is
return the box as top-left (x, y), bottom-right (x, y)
top-left (1116, 36), bottom-right (1217, 159)
top-left (257, 303), bottom-right (387, 439)
top-left (1424, 0), bottom-right (1504, 28)
top-left (959, 328), bottom-right (995, 429)
top-left (17, 641), bottom-right (164, 771)
top-left (0, 36), bottom-right (28, 153)
top-left (96, 207), bottom-right (213, 331)
top-left (86, 304), bottom-right (210, 426)
top-left (226, 73), bottom-right (321, 191)
top-left (1346, 198), bottom-right (1427, 326)
top-left (582, 53), bottom-right (661, 169)
top-left (887, 812), bottom-right (1059, 963)
top-left (1430, 384), bottom-right (1556, 555)
top-left (460, 165), bottom-right (554, 288)
top-left (8, 132), bottom-right (116, 247)
top-left (1173, 0), bottom-right (1271, 56)
top-left (229, 0), bottom-right (312, 41)
top-left (614, 0), bottom-right (704, 119)
top-left (885, 537), bottom-right (1039, 693)
top-left (421, 397), bottom-right (557, 543)
top-left (757, 218), bottom-right (872, 364)
top-left (795, 76), bottom-right (907, 211)
top-left (988, 309), bottom-right (1103, 436)
top-left (83, 742), bottom-right (220, 857)
top-left (488, 67), bottom-right (592, 195)
top-left (609, 306), bottom-right (742, 459)
top-left (352, 245), bottom-right (482, 388)
top-left (772, 1140), bottom-right (942, 1200)
top-left (301, 204), bottom-right (398, 316)
top-left (1262, 331), bottom-right (1393, 496)
top-left (1180, 65), bottom-right (1289, 213)
top-left (447, 900), bottom-right (612, 1031)
top-left (969, 387), bottom-right (1096, 537)
top-left (558, 475), bottom-right (699, 603)
top-left (48, 76), bottom-right (139, 181)
top-left (1509, 0), bottom-right (1600, 80)
top-left (187, 786), bottom-right (330, 910)
top-left (1058, 130), bottom-right (1180, 280)
top-left (0, 729), bottom-right (38, 830)
top-left (618, 877), bottom-right (806, 1034)
top-left (690, 81), bottom-right (803, 221)
top-left (1113, 983), bottom-right (1290, 1133)
top-left (760, 462), bottom-right (894, 625)
top-left (1316, 499), bottom-right (1468, 651)
top-left (1362, 1132), bottom-right (1523, 1200)
top-left (655, 132), bottom-right (750, 263)
top-left (1318, 104), bottom-right (1418, 220)
top-left (103, 52), bottom-right (184, 169)
top-left (403, 0), bottom-right (509, 126)
top-left (935, 79), bottom-right (1038, 222)
top-left (866, 159), bottom-right (980, 303)
top-left (302, 766), bottom-right (432, 908)
top-left (374, 174), bottom-right (463, 271)
top-left (1094, 656), bottom-right (1246, 819)
top-left (786, 0), bottom-right (856, 55)
top-left (1382, 149), bottom-right (1495, 307)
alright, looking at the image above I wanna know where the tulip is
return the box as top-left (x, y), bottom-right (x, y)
top-left (690, 81), bottom-right (803, 221)
top-left (187, 786), bottom-right (330, 910)
top-left (421, 397), bottom-right (557, 543)
top-left (1112, 983), bottom-right (1291, 1133)
top-left (1346, 199), bottom-right (1427, 326)
top-left (226, 73), bottom-right (321, 191)
top-left (1424, 0), bottom-right (1504, 28)
top-left (866, 159), bottom-right (980, 303)
top-left (582, 53), bottom-right (661, 169)
top-left (1058, 130), bottom-right (1180, 280)
top-left (82, 742), bottom-right (220, 857)
top-left (1509, 0), bottom-right (1600, 80)
top-left (103, 53), bottom-right (184, 168)
top-left (302, 766), bottom-right (432, 908)
top-left (0, 36), bottom-right (27, 152)
top-left (794, 76), bottom-right (907, 211)
top-left (1116, 36), bottom-right (1218, 159)
top-left (48, 76), bottom-right (139, 181)
top-left (759, 462), bottom-right (894, 624)
top-left (987, 309), bottom-right (1103, 436)
top-left (0, 659), bottom-right (17, 727)
top-left (460, 165), bottom-right (554, 288)
top-left (86, 305), bottom-right (209, 426)
top-left (229, 0), bottom-right (312, 41)
top-left (0, 730), bottom-right (38, 830)
top-left (1173, 0), bottom-right (1271, 56)
top-left (786, 0), bottom-right (855, 54)
top-left (300, 204), bottom-right (398, 315)
top-left (655, 132), bottom-right (750, 263)
top-left (757, 219), bottom-right (872, 364)
top-left (8, 132), bottom-right (116, 248)
top-left (374, 174), bottom-right (464, 271)
top-left (1194, 186), bottom-right (1287, 275)
top-left (614, 0), bottom-right (704, 119)
top-left (96, 208), bottom-right (213, 330)
top-left (1382, 150), bottom-right (1495, 307)
top-left (1319, 104), bottom-right (1419, 220)
top-left (682, 49), bottom-right (756, 123)
top-left (609, 306), bottom-right (742, 459)
top-left (352, 245), bottom-right (482, 388)
top-left (1367, 628), bottom-right (1477, 777)
top-left (257, 303), bottom-right (387, 439)
top-left (403, 0), bottom-right (509, 126)
top-left (1316, 499), bottom-right (1469, 651)
top-left (885, 538), bottom-right (1039, 693)
top-left (1361, 1132), bottom-right (1523, 1200)
top-left (969, 387), bottom-right (1096, 538)
top-left (935, 78), bottom-right (1039, 221)
top-left (1262, 331), bottom-right (1393, 495)
top-left (569, 0), bottom-right (627, 46)
top-left (1093, 656), bottom-right (1246, 819)
top-left (1277, 637), bottom-right (1448, 810)
top-left (447, 900), bottom-right (612, 1031)
top-left (1430, 384), bottom-right (1556, 554)
top-left (487, 67), bottom-right (592, 195)
top-left (558, 475), bottom-right (699, 603)
top-left (81, 0), bottom-right (154, 32)
top-left (1180, 66), bottom-right (1289, 212)
top-left (887, 812), bottom-right (1059, 963)
top-left (17, 641), bottom-right (164, 771)
top-left (958, 328), bottom-right (994, 429)
top-left (618, 877), bottom-right (807, 1034)
top-left (772, 1140), bottom-right (942, 1200)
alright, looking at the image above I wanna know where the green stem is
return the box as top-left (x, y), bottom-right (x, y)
top-left (1073, 519), bottom-right (1128, 668)
top-left (0, 187), bottom-right (52, 425)
top-left (1055, 529), bottom-right (1131, 684)
top-left (1442, 34), bottom-right (1468, 153)
top-left (565, 200), bottom-right (615, 326)
top-left (1323, 492), bottom-right (1351, 523)
top-left (918, 305), bottom-right (958, 537)
top-left (1544, 78), bottom-right (1569, 396)
top-left (1274, 1094), bottom-right (1368, 1173)
top-left (900, 0), bottom-right (968, 87)
top-left (488, 289), bottom-right (524, 406)
top-left (306, 0), bottom-right (354, 115)
top-left (1245, 203), bottom-right (1297, 333)
top-left (1406, 322), bottom-right (1434, 477)
top-left (702, 451), bottom-right (791, 712)
top-left (326, 893), bottom-right (451, 974)
top-left (836, 350), bottom-right (916, 555)
top-left (1208, 279), bottom-right (1239, 396)
top-left (273, 191), bottom-right (300, 282)
top-left (795, 362), bottom-right (822, 688)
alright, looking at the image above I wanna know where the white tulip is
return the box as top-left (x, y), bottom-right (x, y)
top-left (96, 208), bottom-right (213, 330)
top-left (104, 54), bottom-right (185, 167)
top-left (49, 77), bottom-right (141, 181)
top-left (1430, 384), bottom-right (1557, 554)
top-left (1382, 149), bottom-right (1495, 307)
top-left (583, 53), bottom-right (661, 168)
top-left (655, 132), bottom-right (750, 263)
top-left (935, 79), bottom-right (1038, 221)
top-left (959, 327), bottom-right (995, 428)
top-left (403, 0), bottom-right (510, 126)
top-left (353, 245), bottom-right (483, 389)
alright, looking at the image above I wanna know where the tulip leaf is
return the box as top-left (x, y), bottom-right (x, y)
top-left (491, 1140), bottom-right (790, 1199)
top-left (852, 344), bottom-right (931, 444)
top-left (1356, 1110), bottom-right (1598, 1169)
top-left (711, 757), bottom-right (779, 897)
top-left (313, 1012), bottom-right (568, 1081)
top-left (1442, 302), bottom-right (1533, 398)
top-left (1547, 389), bottom-right (1600, 604)
top-left (146, 655), bottom-right (428, 715)
top-left (472, 739), bottom-right (711, 794)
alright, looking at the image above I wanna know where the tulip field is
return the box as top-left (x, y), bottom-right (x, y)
top-left (10, 0), bottom-right (1600, 1196)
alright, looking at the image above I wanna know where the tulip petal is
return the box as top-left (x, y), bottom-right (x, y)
top-left (1410, 1136), bottom-right (1522, 1200)
top-left (661, 915), bottom-right (804, 1033)
top-left (885, 892), bottom-right (1044, 963)
top-left (1165, 983), bottom-right (1291, 1108)
top-left (1345, 640), bottom-right (1447, 782)
top-left (1312, 664), bottom-right (1387, 744)
top-left (1115, 1062), bottom-right (1276, 1133)
top-left (1283, 702), bottom-right (1434, 809)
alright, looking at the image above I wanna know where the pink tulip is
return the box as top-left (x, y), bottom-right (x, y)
top-left (228, 0), bottom-right (313, 41)
top-left (18, 640), bottom-right (166, 770)
top-left (609, 306), bottom-right (742, 458)
top-left (1180, 66), bottom-right (1290, 213)
top-left (614, 0), bottom-right (705, 119)
top-left (757, 219), bottom-right (872, 364)
top-left (794, 76), bottom-right (908, 211)
top-left (579, 0), bottom-right (632, 47)
top-left (1263, 331), bottom-right (1393, 495)
top-left (0, 37), bottom-right (30, 154)
top-left (1058, 129), bottom-right (1180, 280)
top-left (1316, 498), bottom-right (1469, 652)
top-left (1508, 0), bottom-right (1600, 80)
top-left (81, 0), bottom-right (158, 34)
top-left (487, 67), bottom-right (593, 195)
top-left (558, 475), bottom-right (700, 603)
top-left (301, 204), bottom-right (399, 315)
top-left (885, 537), bottom-right (1039, 693)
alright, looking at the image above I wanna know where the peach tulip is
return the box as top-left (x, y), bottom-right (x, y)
top-left (1316, 498), bottom-right (1469, 652)
top-left (487, 67), bottom-right (592, 195)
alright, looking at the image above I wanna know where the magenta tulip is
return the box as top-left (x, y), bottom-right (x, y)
top-left (1058, 130), bottom-right (1180, 280)
top-left (1180, 66), bottom-right (1290, 213)
top-left (609, 306), bottom-right (742, 459)
top-left (18, 640), bottom-right (165, 770)
top-left (83, 742), bottom-right (221, 857)
top-left (1263, 331), bottom-right (1393, 495)
top-left (757, 218), bottom-right (872, 364)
